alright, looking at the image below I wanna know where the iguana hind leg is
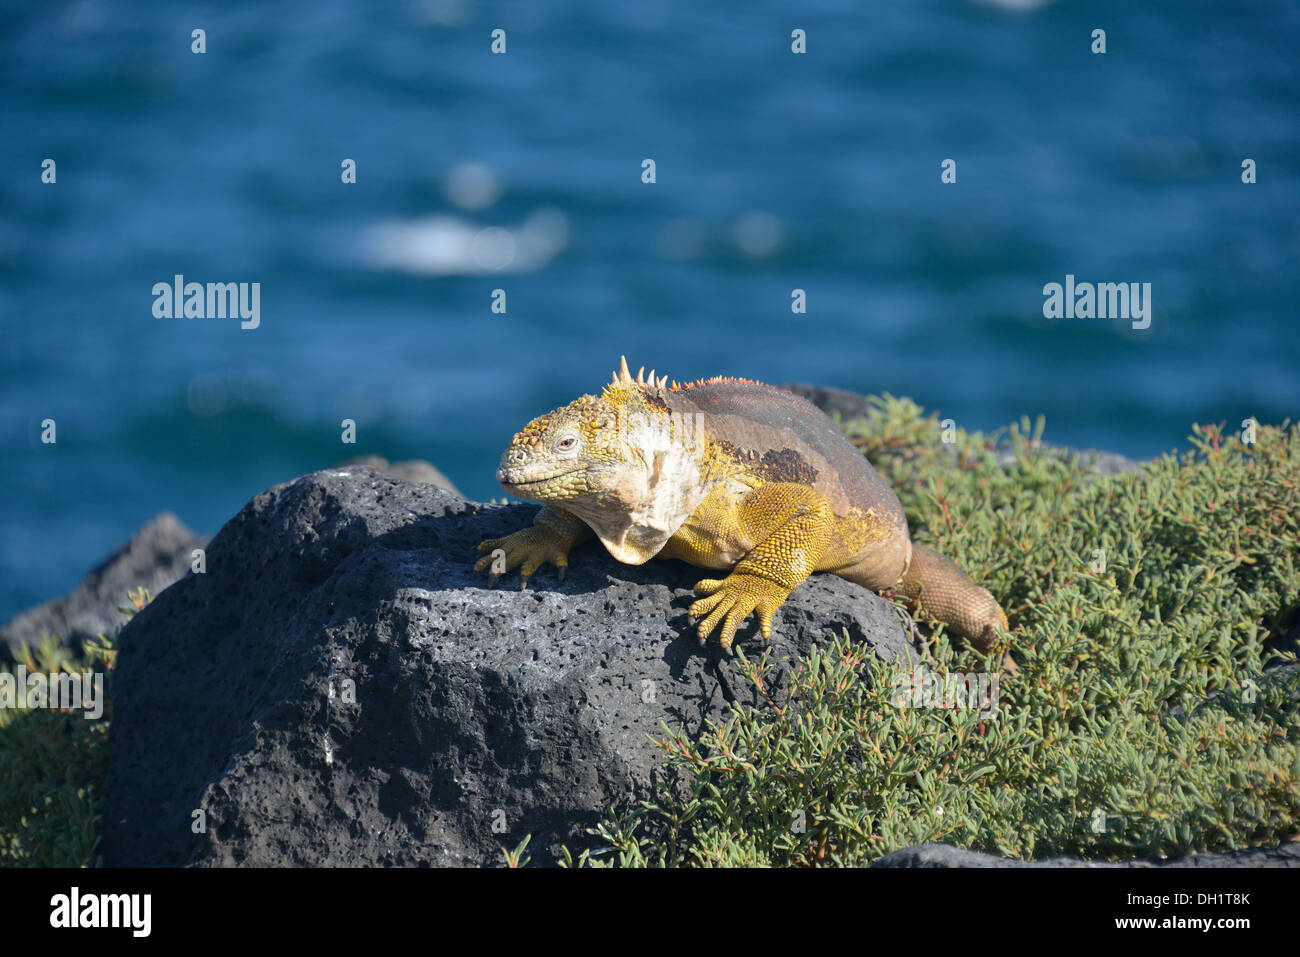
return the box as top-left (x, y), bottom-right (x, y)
top-left (834, 539), bottom-right (1008, 652)
top-left (899, 543), bottom-right (1007, 651)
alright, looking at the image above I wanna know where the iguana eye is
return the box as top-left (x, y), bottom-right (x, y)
top-left (556, 435), bottom-right (578, 452)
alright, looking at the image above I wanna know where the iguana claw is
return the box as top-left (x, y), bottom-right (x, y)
top-left (689, 573), bottom-right (790, 652)
top-left (474, 527), bottom-right (570, 588)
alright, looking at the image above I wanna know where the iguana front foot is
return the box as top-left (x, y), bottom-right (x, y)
top-left (474, 528), bottom-right (571, 587)
top-left (474, 505), bottom-right (591, 588)
top-left (689, 573), bottom-right (792, 652)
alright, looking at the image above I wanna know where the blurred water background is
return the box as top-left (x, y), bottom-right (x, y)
top-left (2, 0), bottom-right (1298, 620)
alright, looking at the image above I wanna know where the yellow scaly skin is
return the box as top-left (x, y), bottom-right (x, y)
top-left (475, 357), bottom-right (1009, 653)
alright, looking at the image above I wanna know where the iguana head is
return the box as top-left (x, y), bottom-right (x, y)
top-left (495, 357), bottom-right (709, 563)
top-left (496, 357), bottom-right (671, 502)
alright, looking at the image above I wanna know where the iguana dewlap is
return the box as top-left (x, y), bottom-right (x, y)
top-left (475, 358), bottom-right (1009, 652)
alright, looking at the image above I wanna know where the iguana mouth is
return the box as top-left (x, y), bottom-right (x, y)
top-left (498, 467), bottom-right (581, 487)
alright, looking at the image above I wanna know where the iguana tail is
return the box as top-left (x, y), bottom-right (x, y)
top-left (901, 543), bottom-right (1009, 651)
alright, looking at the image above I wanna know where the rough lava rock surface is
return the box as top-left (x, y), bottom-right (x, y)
top-left (102, 466), bottom-right (912, 867)
top-left (1, 459), bottom-right (453, 664)
top-left (1, 513), bottom-right (206, 662)
top-left (340, 454), bottom-right (462, 497)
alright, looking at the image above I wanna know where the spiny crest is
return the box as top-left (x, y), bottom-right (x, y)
top-left (670, 374), bottom-right (767, 392)
top-left (604, 355), bottom-right (669, 400)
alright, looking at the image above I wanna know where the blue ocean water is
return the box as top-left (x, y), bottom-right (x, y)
top-left (1, 0), bottom-right (1298, 622)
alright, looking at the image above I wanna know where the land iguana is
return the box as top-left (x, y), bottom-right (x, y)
top-left (475, 358), bottom-right (1009, 652)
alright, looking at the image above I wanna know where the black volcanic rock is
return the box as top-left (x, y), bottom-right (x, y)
top-left (1, 513), bottom-right (206, 662)
top-left (340, 454), bottom-right (462, 496)
top-left (101, 466), bottom-right (912, 867)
